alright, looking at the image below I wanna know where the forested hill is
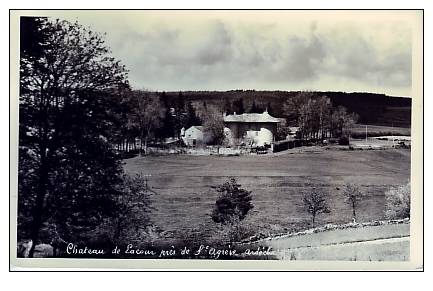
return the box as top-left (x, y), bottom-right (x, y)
top-left (159, 90), bottom-right (412, 128)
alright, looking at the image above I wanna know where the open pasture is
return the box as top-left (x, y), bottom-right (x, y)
top-left (351, 124), bottom-right (411, 138)
top-left (123, 149), bottom-right (411, 238)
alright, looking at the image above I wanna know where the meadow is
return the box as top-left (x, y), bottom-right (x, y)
top-left (351, 124), bottom-right (411, 138)
top-left (123, 148), bottom-right (410, 240)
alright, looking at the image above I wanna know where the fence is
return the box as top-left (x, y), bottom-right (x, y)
top-left (273, 139), bottom-right (304, 153)
top-left (141, 145), bottom-right (252, 156)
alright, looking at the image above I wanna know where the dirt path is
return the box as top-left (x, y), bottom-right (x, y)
top-left (259, 222), bottom-right (410, 261)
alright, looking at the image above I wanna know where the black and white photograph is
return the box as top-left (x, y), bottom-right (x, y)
top-left (9, 9), bottom-right (423, 270)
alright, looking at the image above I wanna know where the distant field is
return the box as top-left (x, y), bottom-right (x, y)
top-left (374, 106), bottom-right (411, 128)
top-left (123, 149), bottom-right (410, 239)
top-left (351, 124), bottom-right (411, 138)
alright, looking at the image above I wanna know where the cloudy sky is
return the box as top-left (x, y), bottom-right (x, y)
top-left (41, 10), bottom-right (415, 96)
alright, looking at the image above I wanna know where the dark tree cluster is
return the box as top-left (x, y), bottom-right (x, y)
top-left (111, 90), bottom-right (203, 152)
top-left (18, 17), bottom-right (153, 257)
top-left (157, 90), bottom-right (411, 128)
top-left (283, 92), bottom-right (359, 141)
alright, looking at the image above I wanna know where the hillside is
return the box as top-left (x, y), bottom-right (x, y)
top-left (158, 90), bottom-right (412, 128)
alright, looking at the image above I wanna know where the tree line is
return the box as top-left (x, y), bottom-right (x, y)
top-left (151, 90), bottom-right (411, 127)
top-left (112, 90), bottom-right (360, 152)
top-left (282, 91), bottom-right (359, 142)
top-left (113, 92), bottom-right (279, 152)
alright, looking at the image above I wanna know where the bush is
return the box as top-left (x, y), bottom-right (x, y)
top-left (215, 220), bottom-right (257, 245)
top-left (303, 190), bottom-right (331, 228)
top-left (273, 140), bottom-right (290, 152)
top-left (385, 183), bottom-right (410, 219)
top-left (338, 135), bottom-right (350, 145)
top-left (211, 177), bottom-right (253, 225)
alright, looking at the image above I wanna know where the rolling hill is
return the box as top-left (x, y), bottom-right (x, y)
top-left (157, 90), bottom-right (411, 128)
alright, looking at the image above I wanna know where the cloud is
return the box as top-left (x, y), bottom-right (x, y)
top-left (58, 12), bottom-right (412, 96)
top-left (196, 20), bottom-right (233, 65)
top-left (319, 25), bottom-right (412, 88)
top-left (268, 31), bottom-right (327, 82)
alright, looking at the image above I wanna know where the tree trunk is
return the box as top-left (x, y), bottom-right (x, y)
top-left (113, 218), bottom-right (123, 244)
top-left (139, 134), bottom-right (143, 156)
top-left (312, 214), bottom-right (316, 228)
top-left (144, 136), bottom-right (148, 155)
top-left (28, 161), bottom-right (49, 258)
top-left (352, 201), bottom-right (356, 223)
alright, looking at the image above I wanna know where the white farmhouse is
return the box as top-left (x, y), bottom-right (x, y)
top-left (181, 126), bottom-right (205, 146)
top-left (223, 110), bottom-right (281, 147)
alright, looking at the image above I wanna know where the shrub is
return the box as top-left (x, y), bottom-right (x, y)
top-left (385, 183), bottom-right (410, 219)
top-left (343, 184), bottom-right (366, 223)
top-left (211, 177), bottom-right (253, 225)
top-left (303, 190), bottom-right (331, 228)
top-left (338, 135), bottom-right (350, 145)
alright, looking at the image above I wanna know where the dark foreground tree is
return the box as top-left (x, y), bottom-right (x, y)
top-left (108, 174), bottom-right (155, 245)
top-left (343, 184), bottom-right (366, 223)
top-left (303, 190), bottom-right (331, 228)
top-left (211, 177), bottom-right (253, 225)
top-left (18, 17), bottom-right (129, 257)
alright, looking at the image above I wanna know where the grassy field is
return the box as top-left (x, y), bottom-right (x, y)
top-left (123, 148), bottom-right (410, 239)
top-left (351, 124), bottom-right (411, 138)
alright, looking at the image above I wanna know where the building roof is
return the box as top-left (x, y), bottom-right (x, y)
top-left (187, 125), bottom-right (204, 131)
top-left (224, 111), bottom-right (280, 123)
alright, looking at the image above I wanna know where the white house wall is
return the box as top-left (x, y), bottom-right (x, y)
top-left (225, 123), bottom-right (275, 146)
top-left (182, 127), bottom-right (204, 146)
top-left (245, 127), bottom-right (273, 146)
